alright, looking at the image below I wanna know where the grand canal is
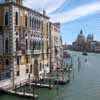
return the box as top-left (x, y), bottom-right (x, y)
top-left (1, 51), bottom-right (100, 100)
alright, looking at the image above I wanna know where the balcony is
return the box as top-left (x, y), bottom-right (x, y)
top-left (26, 50), bottom-right (31, 55)
top-left (32, 50), bottom-right (41, 55)
top-left (16, 50), bottom-right (42, 55)
top-left (16, 50), bottom-right (23, 55)
top-left (25, 50), bottom-right (41, 55)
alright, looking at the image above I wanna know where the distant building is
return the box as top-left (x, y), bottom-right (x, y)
top-left (62, 42), bottom-right (68, 50)
top-left (90, 41), bottom-right (97, 52)
top-left (50, 23), bottom-right (63, 71)
top-left (63, 43), bottom-right (72, 50)
top-left (72, 30), bottom-right (100, 53)
top-left (95, 42), bottom-right (100, 53)
top-left (86, 34), bottom-right (94, 52)
top-left (87, 34), bottom-right (94, 42)
top-left (77, 30), bottom-right (85, 43)
top-left (72, 30), bottom-right (85, 51)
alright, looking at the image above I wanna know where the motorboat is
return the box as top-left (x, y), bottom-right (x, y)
top-left (82, 52), bottom-right (88, 56)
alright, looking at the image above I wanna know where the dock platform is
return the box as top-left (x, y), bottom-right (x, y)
top-left (29, 83), bottom-right (54, 89)
top-left (0, 88), bottom-right (38, 99)
top-left (8, 90), bottom-right (38, 99)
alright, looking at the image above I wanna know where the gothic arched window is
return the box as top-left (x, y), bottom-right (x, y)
top-left (30, 16), bottom-right (31, 27)
top-left (16, 38), bottom-right (18, 51)
top-left (5, 38), bottom-right (8, 53)
top-left (30, 65), bottom-right (32, 73)
top-left (15, 12), bottom-right (18, 25)
top-left (34, 41), bottom-right (36, 50)
top-left (25, 15), bottom-right (27, 27)
top-left (5, 12), bottom-right (9, 25)
top-left (5, 59), bottom-right (9, 65)
top-left (26, 39), bottom-right (28, 50)
top-left (39, 41), bottom-right (41, 50)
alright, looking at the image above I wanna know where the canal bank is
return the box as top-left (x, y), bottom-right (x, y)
top-left (1, 51), bottom-right (100, 100)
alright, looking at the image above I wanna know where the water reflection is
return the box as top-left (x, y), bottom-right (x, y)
top-left (1, 51), bottom-right (100, 100)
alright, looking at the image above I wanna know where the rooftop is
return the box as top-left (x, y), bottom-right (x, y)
top-left (0, 1), bottom-right (49, 19)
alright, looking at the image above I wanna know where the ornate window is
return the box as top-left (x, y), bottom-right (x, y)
top-left (33, 41), bottom-right (35, 50)
top-left (26, 39), bottom-right (28, 50)
top-left (26, 56), bottom-right (28, 64)
top-left (26, 68), bottom-right (29, 73)
top-left (32, 17), bottom-right (34, 28)
top-left (25, 15), bottom-right (27, 27)
top-left (30, 16), bottom-right (31, 27)
top-left (17, 56), bottom-right (19, 65)
top-left (5, 12), bottom-right (9, 25)
top-left (5, 59), bottom-right (9, 65)
top-left (5, 38), bottom-right (8, 53)
top-left (15, 12), bottom-right (18, 25)
top-left (37, 19), bottom-right (40, 31)
top-left (16, 71), bottom-right (20, 76)
top-left (34, 18), bottom-right (36, 30)
top-left (33, 41), bottom-right (36, 50)
top-left (39, 41), bottom-right (41, 50)
top-left (40, 63), bottom-right (42, 71)
top-left (16, 38), bottom-right (18, 51)
top-left (30, 65), bottom-right (32, 73)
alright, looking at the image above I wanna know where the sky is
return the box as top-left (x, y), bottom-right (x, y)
top-left (1, 0), bottom-right (100, 44)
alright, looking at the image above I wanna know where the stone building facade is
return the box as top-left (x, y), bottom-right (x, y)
top-left (50, 23), bottom-right (63, 71)
top-left (0, 0), bottom-right (50, 86)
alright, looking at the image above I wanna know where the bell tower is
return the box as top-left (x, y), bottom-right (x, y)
top-left (16, 0), bottom-right (23, 5)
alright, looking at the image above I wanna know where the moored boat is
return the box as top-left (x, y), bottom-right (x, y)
top-left (82, 52), bottom-right (88, 56)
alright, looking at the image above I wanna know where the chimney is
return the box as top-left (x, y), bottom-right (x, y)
top-left (43, 10), bottom-right (46, 16)
top-left (16, 0), bottom-right (23, 5)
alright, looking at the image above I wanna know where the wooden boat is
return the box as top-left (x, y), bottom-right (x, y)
top-left (82, 52), bottom-right (88, 56)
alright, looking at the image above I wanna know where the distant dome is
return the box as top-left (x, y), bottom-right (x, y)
top-left (77, 30), bottom-right (85, 42)
top-left (78, 30), bottom-right (84, 37)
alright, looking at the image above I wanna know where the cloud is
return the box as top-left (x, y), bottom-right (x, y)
top-left (23, 0), bottom-right (66, 14)
top-left (50, 1), bottom-right (100, 23)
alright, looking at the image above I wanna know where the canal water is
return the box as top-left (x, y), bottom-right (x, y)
top-left (1, 51), bottom-right (100, 100)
